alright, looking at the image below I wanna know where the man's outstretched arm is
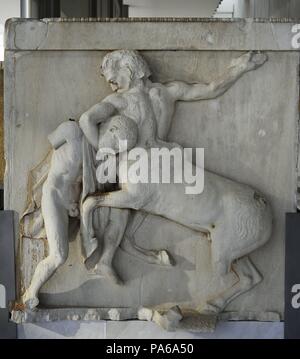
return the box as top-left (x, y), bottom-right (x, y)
top-left (166, 51), bottom-right (268, 102)
top-left (79, 101), bottom-right (116, 150)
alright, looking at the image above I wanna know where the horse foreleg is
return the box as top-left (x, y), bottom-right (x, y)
top-left (121, 233), bottom-right (174, 266)
top-left (83, 191), bottom-right (174, 266)
top-left (82, 190), bottom-right (133, 230)
top-left (119, 211), bottom-right (174, 266)
top-left (81, 189), bottom-right (144, 262)
top-left (87, 189), bottom-right (140, 209)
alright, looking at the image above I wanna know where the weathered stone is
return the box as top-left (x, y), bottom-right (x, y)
top-left (4, 20), bottom-right (299, 331)
top-left (11, 307), bottom-right (137, 324)
top-left (5, 18), bottom-right (300, 52)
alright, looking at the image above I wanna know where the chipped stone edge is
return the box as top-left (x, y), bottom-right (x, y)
top-left (6, 17), bottom-right (300, 23)
top-left (11, 308), bottom-right (281, 325)
top-left (12, 306), bottom-right (218, 333)
top-left (219, 311), bottom-right (282, 322)
top-left (11, 307), bottom-right (139, 324)
top-left (5, 17), bottom-right (300, 51)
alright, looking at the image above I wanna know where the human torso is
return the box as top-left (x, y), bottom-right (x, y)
top-left (103, 82), bottom-right (176, 148)
top-left (45, 130), bottom-right (82, 205)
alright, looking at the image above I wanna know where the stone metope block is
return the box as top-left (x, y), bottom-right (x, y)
top-left (4, 20), bottom-right (300, 331)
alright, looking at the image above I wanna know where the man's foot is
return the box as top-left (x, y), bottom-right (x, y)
top-left (22, 291), bottom-right (39, 310)
top-left (92, 263), bottom-right (123, 286)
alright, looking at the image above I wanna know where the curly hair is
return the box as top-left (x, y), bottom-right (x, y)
top-left (101, 50), bottom-right (151, 80)
top-left (104, 115), bottom-right (138, 152)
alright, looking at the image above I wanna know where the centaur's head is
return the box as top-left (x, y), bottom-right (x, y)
top-left (101, 50), bottom-right (151, 93)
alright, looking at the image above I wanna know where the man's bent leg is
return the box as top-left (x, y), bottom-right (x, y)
top-left (22, 187), bottom-right (69, 309)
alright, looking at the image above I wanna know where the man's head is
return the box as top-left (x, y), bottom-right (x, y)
top-left (98, 115), bottom-right (138, 157)
top-left (101, 50), bottom-right (151, 93)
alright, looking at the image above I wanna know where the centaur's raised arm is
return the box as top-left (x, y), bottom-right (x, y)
top-left (166, 51), bottom-right (267, 102)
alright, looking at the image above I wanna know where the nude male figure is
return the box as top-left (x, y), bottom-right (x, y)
top-left (23, 120), bottom-right (83, 309)
top-left (79, 50), bottom-right (268, 285)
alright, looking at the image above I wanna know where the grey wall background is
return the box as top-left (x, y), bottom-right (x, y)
top-left (233, 0), bottom-right (300, 18)
top-left (125, 0), bottom-right (221, 17)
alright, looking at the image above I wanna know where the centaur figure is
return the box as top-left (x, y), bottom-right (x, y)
top-left (79, 50), bottom-right (268, 284)
top-left (82, 114), bottom-right (273, 313)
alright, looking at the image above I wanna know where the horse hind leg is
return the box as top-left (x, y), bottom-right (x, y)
top-left (202, 256), bottom-right (262, 314)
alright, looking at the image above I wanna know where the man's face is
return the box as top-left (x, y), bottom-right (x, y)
top-left (98, 125), bottom-right (118, 152)
top-left (102, 64), bottom-right (132, 93)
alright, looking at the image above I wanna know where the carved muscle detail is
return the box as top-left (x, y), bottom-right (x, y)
top-left (21, 49), bottom-right (271, 331)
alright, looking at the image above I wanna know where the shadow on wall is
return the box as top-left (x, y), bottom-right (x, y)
top-left (1, 61), bottom-right (3, 208)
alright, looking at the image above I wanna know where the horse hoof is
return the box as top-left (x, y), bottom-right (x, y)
top-left (94, 263), bottom-right (124, 286)
top-left (201, 302), bottom-right (221, 314)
